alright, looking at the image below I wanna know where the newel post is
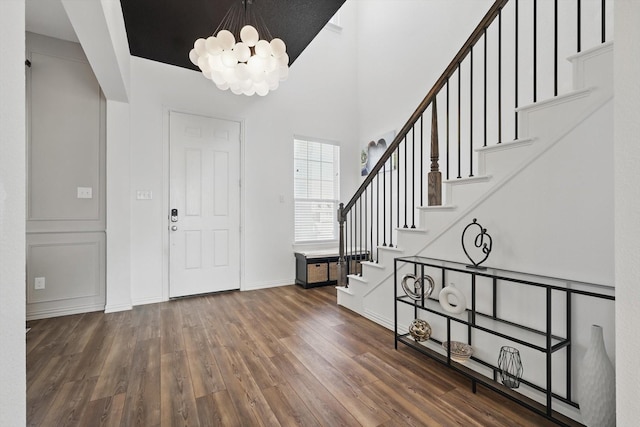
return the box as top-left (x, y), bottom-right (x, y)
top-left (428, 98), bottom-right (442, 206)
top-left (337, 203), bottom-right (347, 287)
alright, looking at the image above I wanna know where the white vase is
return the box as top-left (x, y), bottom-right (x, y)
top-left (578, 325), bottom-right (616, 427)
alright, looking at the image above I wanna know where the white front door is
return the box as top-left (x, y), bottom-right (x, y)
top-left (169, 111), bottom-right (241, 298)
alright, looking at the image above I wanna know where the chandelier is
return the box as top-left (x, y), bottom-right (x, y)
top-left (189, 0), bottom-right (289, 96)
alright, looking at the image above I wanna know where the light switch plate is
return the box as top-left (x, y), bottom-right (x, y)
top-left (136, 190), bottom-right (153, 200)
top-left (77, 187), bottom-right (93, 199)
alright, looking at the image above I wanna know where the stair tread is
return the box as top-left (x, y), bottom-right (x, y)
top-left (377, 246), bottom-right (403, 252)
top-left (361, 261), bottom-right (385, 270)
top-left (418, 204), bottom-right (457, 211)
top-left (475, 138), bottom-right (535, 153)
top-left (335, 286), bottom-right (354, 295)
top-left (444, 175), bottom-right (491, 185)
top-left (396, 227), bottom-right (428, 233)
top-left (515, 87), bottom-right (592, 113)
top-left (347, 274), bottom-right (367, 284)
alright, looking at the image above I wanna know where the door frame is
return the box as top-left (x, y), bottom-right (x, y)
top-left (161, 107), bottom-right (245, 301)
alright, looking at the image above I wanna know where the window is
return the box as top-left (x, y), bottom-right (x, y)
top-left (294, 138), bottom-right (340, 242)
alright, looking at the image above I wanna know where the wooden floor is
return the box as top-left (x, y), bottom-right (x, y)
top-left (26, 285), bottom-right (565, 426)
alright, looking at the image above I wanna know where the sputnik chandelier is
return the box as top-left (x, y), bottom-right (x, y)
top-left (189, 0), bottom-right (289, 96)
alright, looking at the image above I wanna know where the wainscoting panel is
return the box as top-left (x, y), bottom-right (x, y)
top-left (26, 232), bottom-right (106, 320)
top-left (26, 33), bottom-right (107, 320)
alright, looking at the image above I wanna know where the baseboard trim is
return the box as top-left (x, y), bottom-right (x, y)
top-left (26, 303), bottom-right (105, 321)
top-left (242, 280), bottom-right (292, 291)
top-left (104, 302), bottom-right (133, 313)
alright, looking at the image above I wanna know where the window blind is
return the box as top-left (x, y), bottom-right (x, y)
top-left (294, 139), bottom-right (340, 242)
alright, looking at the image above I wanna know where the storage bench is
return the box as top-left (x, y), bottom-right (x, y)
top-left (294, 250), bottom-right (369, 288)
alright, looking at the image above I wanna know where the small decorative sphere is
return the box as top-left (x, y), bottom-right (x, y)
top-left (233, 42), bottom-right (251, 63)
top-left (240, 25), bottom-right (259, 47)
top-left (255, 81), bottom-right (269, 96)
top-left (216, 30), bottom-right (235, 50)
top-left (409, 319), bottom-right (432, 342)
top-left (235, 63), bottom-right (250, 81)
top-left (188, 49), bottom-right (199, 65)
top-left (221, 50), bottom-right (238, 68)
top-left (197, 55), bottom-right (211, 72)
top-left (254, 39), bottom-right (272, 58)
top-left (205, 36), bottom-right (222, 55)
top-left (194, 38), bottom-right (207, 56)
top-left (277, 52), bottom-right (290, 67)
top-left (270, 38), bottom-right (286, 58)
top-left (208, 55), bottom-right (224, 72)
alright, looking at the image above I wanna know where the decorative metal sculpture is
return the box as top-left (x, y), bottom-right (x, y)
top-left (461, 218), bottom-right (493, 269)
top-left (401, 273), bottom-right (435, 301)
top-left (408, 319), bottom-right (432, 342)
top-left (498, 346), bottom-right (523, 389)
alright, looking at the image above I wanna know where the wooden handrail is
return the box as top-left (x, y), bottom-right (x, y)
top-left (340, 0), bottom-right (509, 218)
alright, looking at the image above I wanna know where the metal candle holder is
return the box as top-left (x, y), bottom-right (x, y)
top-left (498, 346), bottom-right (523, 389)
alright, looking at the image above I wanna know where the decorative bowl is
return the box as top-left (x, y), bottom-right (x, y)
top-left (442, 341), bottom-right (473, 362)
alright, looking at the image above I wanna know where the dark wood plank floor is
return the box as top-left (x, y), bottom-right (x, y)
top-left (27, 285), bottom-right (567, 426)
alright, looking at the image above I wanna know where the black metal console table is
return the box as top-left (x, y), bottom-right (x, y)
top-left (394, 256), bottom-right (615, 426)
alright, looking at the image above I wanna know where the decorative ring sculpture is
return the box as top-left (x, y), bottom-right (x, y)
top-left (438, 283), bottom-right (467, 314)
top-left (401, 274), bottom-right (435, 301)
top-left (408, 319), bottom-right (432, 342)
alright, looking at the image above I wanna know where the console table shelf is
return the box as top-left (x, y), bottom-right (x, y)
top-left (393, 256), bottom-right (615, 427)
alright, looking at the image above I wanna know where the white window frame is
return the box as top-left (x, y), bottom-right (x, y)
top-left (293, 137), bottom-right (340, 244)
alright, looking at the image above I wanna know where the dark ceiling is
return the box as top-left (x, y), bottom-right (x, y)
top-left (120, 0), bottom-right (346, 71)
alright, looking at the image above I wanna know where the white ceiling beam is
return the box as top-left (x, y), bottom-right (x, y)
top-left (62, 0), bottom-right (130, 102)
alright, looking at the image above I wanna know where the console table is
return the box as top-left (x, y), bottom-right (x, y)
top-left (394, 256), bottom-right (615, 426)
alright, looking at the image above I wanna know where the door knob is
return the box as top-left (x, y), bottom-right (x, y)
top-left (171, 225), bottom-right (178, 231)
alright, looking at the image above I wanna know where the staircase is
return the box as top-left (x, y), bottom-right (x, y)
top-left (337, 40), bottom-right (613, 330)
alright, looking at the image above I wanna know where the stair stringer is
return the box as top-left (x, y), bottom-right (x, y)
top-left (338, 42), bottom-right (614, 332)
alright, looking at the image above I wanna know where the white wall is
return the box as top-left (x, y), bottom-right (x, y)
top-left (127, 2), bottom-right (359, 303)
top-left (614, 0), bottom-right (640, 424)
top-left (0, 0), bottom-right (26, 424)
top-left (355, 0), bottom-right (493, 145)
top-left (105, 99), bottom-right (132, 312)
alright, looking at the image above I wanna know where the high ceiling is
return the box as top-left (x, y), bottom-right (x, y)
top-left (119, 0), bottom-right (346, 70)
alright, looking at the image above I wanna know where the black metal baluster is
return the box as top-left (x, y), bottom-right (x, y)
top-left (498, 9), bottom-right (502, 144)
top-left (359, 195), bottom-right (362, 272)
top-left (457, 63), bottom-right (462, 179)
top-left (566, 292), bottom-right (573, 402)
top-left (390, 148), bottom-right (394, 247)
top-left (546, 287), bottom-right (552, 415)
top-left (577, 0), bottom-right (581, 53)
top-left (515, 0), bottom-right (519, 139)
top-left (484, 28), bottom-right (487, 147)
top-left (533, 0), bottom-right (537, 103)
top-left (601, 0), bottom-right (605, 43)
top-left (470, 47), bottom-right (474, 178)
top-left (364, 189), bottom-right (367, 265)
top-left (352, 203), bottom-right (355, 274)
top-left (420, 115), bottom-right (424, 207)
top-left (446, 79), bottom-right (450, 178)
top-left (376, 175), bottom-right (380, 257)
top-left (404, 134), bottom-right (408, 228)
top-left (554, 0), bottom-right (558, 97)
top-left (382, 169), bottom-right (386, 246)
top-left (369, 185), bottom-right (373, 262)
top-left (411, 125), bottom-right (415, 228)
